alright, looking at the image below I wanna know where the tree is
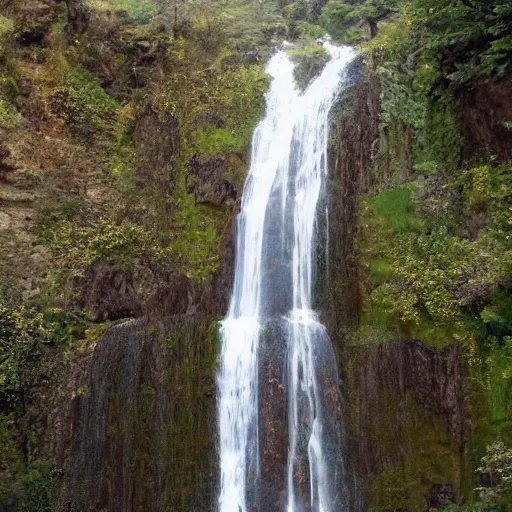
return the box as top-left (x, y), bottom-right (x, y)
top-left (0, 300), bottom-right (47, 470)
top-left (476, 442), bottom-right (512, 504)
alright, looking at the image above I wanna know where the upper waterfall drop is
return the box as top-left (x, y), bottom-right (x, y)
top-left (218, 43), bottom-right (356, 512)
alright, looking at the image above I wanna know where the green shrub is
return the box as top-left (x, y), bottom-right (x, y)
top-left (342, 27), bottom-right (366, 43)
top-left (283, 1), bottom-right (312, 23)
top-left (459, 164), bottom-right (512, 232)
top-left (0, 97), bottom-right (14, 127)
top-left (287, 42), bottom-right (330, 90)
top-left (484, 337), bottom-right (512, 428)
top-left (441, 504), bottom-right (505, 512)
top-left (206, 64), bottom-right (269, 148)
top-left (42, 218), bottom-right (150, 270)
top-left (162, 198), bottom-right (222, 282)
top-left (370, 186), bottom-right (423, 233)
top-left (357, 185), bottom-right (423, 290)
top-left (0, 15), bottom-right (14, 59)
top-left (49, 67), bottom-right (119, 141)
top-left (379, 62), bottom-right (426, 130)
top-left (14, 462), bottom-right (52, 512)
top-left (476, 441), bottom-right (512, 505)
top-left (190, 127), bottom-right (245, 156)
top-left (112, 0), bottom-right (159, 24)
top-left (415, 91), bottom-right (463, 175)
top-left (294, 21), bottom-right (326, 40)
top-left (318, 2), bottom-right (352, 39)
top-left (0, 75), bottom-right (20, 102)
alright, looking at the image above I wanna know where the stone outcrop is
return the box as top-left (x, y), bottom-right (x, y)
top-left (455, 77), bottom-right (512, 162)
top-left (66, 0), bottom-right (92, 36)
top-left (12, 0), bottom-right (56, 45)
top-left (134, 107), bottom-right (180, 196)
top-left (50, 55), bottom-right (473, 512)
top-left (186, 154), bottom-right (238, 206)
top-left (347, 340), bottom-right (468, 473)
top-left (319, 61), bottom-right (471, 511)
top-left (258, 321), bottom-right (289, 512)
top-left (344, 340), bottom-right (468, 511)
top-left (54, 317), bottom-right (218, 512)
top-left (80, 261), bottom-right (142, 321)
top-left (319, 59), bottom-right (381, 347)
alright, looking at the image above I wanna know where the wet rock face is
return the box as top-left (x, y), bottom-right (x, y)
top-left (345, 340), bottom-right (468, 509)
top-left (257, 319), bottom-right (349, 512)
top-left (55, 317), bottom-right (219, 512)
top-left (145, 272), bottom-right (194, 317)
top-left (134, 107), bottom-right (180, 196)
top-left (258, 321), bottom-right (289, 512)
top-left (186, 154), bottom-right (238, 206)
top-left (196, 221), bottom-right (236, 316)
top-left (319, 63), bottom-right (381, 348)
top-left (455, 78), bottom-right (512, 162)
top-left (80, 261), bottom-right (142, 321)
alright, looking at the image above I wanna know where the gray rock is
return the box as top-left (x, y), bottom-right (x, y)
top-left (186, 154), bottom-right (237, 206)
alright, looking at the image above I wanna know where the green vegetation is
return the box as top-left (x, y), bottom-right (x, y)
top-left (367, 397), bottom-right (461, 512)
top-left (308, 0), bottom-right (512, 509)
top-left (0, 1), bottom-right (274, 506)
top-left (287, 41), bottom-right (330, 90)
top-left (1, 0), bottom-right (511, 510)
top-left (0, 277), bottom-right (84, 507)
top-left (476, 441), bottom-right (512, 506)
top-left (112, 0), bottom-right (159, 23)
top-left (49, 67), bottom-right (120, 141)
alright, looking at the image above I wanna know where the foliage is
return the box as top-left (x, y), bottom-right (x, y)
top-left (415, 91), bottom-right (463, 175)
top-left (416, 0), bottom-right (512, 82)
top-left (0, 300), bottom-right (48, 412)
top-left (1, 297), bottom-right (84, 408)
top-left (190, 127), bottom-right (245, 156)
top-left (294, 21), bottom-right (326, 40)
top-left (12, 461), bottom-right (52, 512)
top-left (211, 0), bottom-right (284, 55)
top-left (459, 164), bottom-right (512, 237)
top-left (476, 441), bottom-right (512, 504)
top-left (0, 72), bottom-right (19, 129)
top-left (369, 227), bottom-right (486, 347)
top-left (0, 98), bottom-right (14, 127)
top-left (484, 337), bottom-right (512, 430)
top-left (112, 0), bottom-right (159, 24)
top-left (318, 1), bottom-right (352, 39)
top-left (356, 0), bottom-right (512, 82)
top-left (441, 504), bottom-right (505, 512)
top-left (359, 161), bottom-right (512, 349)
top-left (319, 0), bottom-right (398, 41)
top-left (201, 64), bottom-right (268, 147)
top-left (39, 218), bottom-right (150, 270)
top-left (161, 197), bottom-right (222, 282)
top-left (370, 185), bottom-right (423, 233)
top-left (378, 61), bottom-right (425, 130)
top-left (366, 394), bottom-right (461, 512)
top-left (48, 67), bottom-right (119, 141)
top-left (358, 186), bottom-right (422, 283)
top-left (282, 0), bottom-right (313, 24)
top-left (287, 42), bottom-right (330, 90)
top-left (0, 14), bottom-right (14, 60)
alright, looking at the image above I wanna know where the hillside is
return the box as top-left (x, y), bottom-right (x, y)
top-left (0, 1), bottom-right (511, 511)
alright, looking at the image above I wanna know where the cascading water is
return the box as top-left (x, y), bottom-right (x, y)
top-left (218, 44), bottom-right (355, 512)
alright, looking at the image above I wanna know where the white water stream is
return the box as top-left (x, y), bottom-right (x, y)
top-left (218, 44), bottom-right (355, 512)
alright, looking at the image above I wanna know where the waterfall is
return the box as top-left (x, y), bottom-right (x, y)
top-left (218, 44), bottom-right (355, 512)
